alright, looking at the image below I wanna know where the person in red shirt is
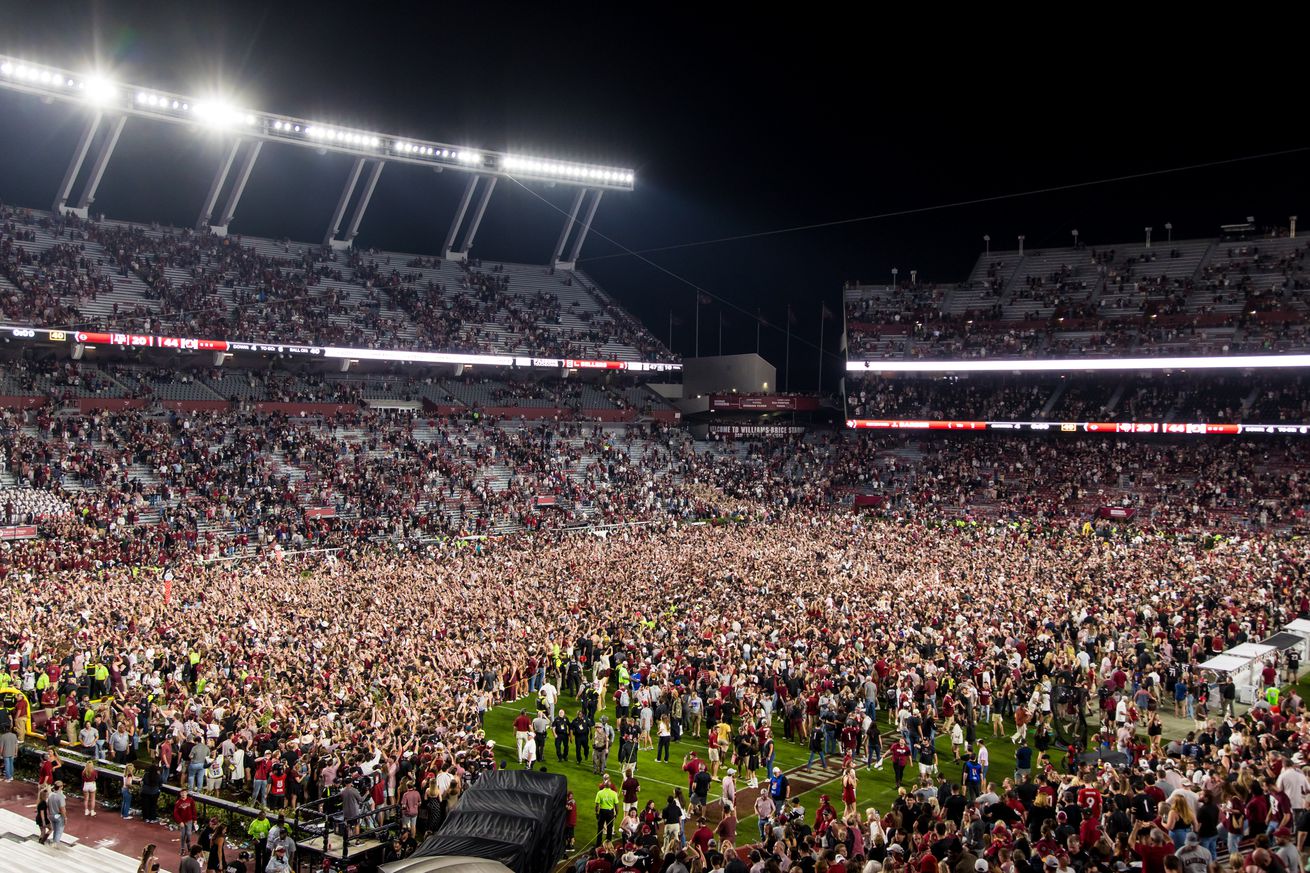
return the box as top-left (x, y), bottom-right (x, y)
top-left (268, 764), bottom-right (288, 809)
top-left (173, 787), bottom-right (198, 856)
top-left (1132, 824), bottom-right (1175, 873)
top-left (38, 749), bottom-right (59, 785)
top-left (681, 751), bottom-right (701, 790)
top-left (564, 791), bottom-right (577, 850)
top-left (1077, 784), bottom-right (1103, 822)
top-left (691, 818), bottom-right (714, 855)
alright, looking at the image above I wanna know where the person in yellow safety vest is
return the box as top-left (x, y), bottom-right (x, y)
top-left (552, 642), bottom-right (562, 672)
top-left (93, 663), bottom-right (110, 697)
top-left (35, 671), bottom-right (48, 693)
top-left (617, 663), bottom-right (630, 689)
top-left (0, 672), bottom-right (10, 689)
top-left (1267, 686), bottom-right (1281, 709)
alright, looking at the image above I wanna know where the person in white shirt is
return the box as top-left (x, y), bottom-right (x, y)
top-left (721, 769), bottom-right (737, 809)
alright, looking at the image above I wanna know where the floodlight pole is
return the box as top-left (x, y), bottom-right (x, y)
top-left (342, 160), bottom-right (384, 245)
top-left (197, 138), bottom-right (242, 231)
top-left (442, 175), bottom-right (479, 260)
top-left (323, 157), bottom-right (366, 247)
top-left (457, 175), bottom-right (498, 257)
top-left (53, 111), bottom-right (101, 215)
top-left (561, 189), bottom-right (603, 268)
top-left (213, 140), bottom-right (262, 234)
top-left (551, 188), bottom-right (587, 267)
top-left (74, 114), bottom-right (126, 213)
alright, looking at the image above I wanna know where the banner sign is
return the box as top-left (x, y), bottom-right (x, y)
top-left (846, 418), bottom-right (1302, 436)
top-left (2, 325), bottom-right (680, 373)
top-left (709, 424), bottom-right (807, 436)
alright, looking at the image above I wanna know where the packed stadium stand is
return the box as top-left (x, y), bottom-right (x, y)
top-left (1, 206), bottom-right (674, 362)
top-left (845, 226), bottom-right (1309, 360)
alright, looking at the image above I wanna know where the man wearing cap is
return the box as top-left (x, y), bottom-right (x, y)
top-left (722, 768), bottom-right (737, 810)
top-left (1176, 832), bottom-right (1210, 873)
top-left (769, 766), bottom-right (790, 806)
top-left (48, 780), bottom-right (67, 846)
top-left (1274, 826), bottom-right (1302, 873)
top-left (265, 844), bottom-right (292, 873)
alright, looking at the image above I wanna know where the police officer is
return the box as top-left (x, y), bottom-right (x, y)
top-left (552, 709), bottom-right (571, 761)
top-left (571, 711), bottom-right (592, 763)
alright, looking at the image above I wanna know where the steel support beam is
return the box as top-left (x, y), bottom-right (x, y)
top-left (215, 140), bottom-right (262, 231)
top-left (442, 175), bottom-right (479, 259)
top-left (458, 175), bottom-right (497, 255)
top-left (53, 111), bottom-right (101, 214)
top-left (74, 114), bottom-right (126, 212)
top-left (550, 188), bottom-right (587, 266)
top-left (342, 160), bottom-right (384, 243)
top-left (197, 138), bottom-right (241, 230)
top-left (323, 157), bottom-right (365, 246)
top-left (566, 189), bottom-right (604, 264)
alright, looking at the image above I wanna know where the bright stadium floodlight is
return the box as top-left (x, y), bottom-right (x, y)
top-left (0, 50), bottom-right (635, 190)
top-left (82, 75), bottom-right (117, 106)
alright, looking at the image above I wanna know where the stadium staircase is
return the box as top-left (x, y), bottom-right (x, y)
top-left (0, 808), bottom-right (144, 873)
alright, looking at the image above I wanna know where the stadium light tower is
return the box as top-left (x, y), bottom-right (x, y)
top-left (1018, 234), bottom-right (1025, 256)
top-left (1071, 229), bottom-right (1079, 249)
top-left (983, 234), bottom-right (990, 256)
top-left (0, 52), bottom-right (633, 261)
top-left (1145, 226), bottom-right (1152, 248)
top-left (1165, 222), bottom-right (1173, 244)
top-left (890, 267), bottom-right (898, 288)
top-left (1292, 216), bottom-right (1298, 239)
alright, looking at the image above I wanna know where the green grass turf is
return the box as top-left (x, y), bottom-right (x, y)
top-left (481, 693), bottom-right (1066, 856)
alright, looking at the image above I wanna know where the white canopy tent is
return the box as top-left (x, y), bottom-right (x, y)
top-left (1200, 642), bottom-right (1277, 704)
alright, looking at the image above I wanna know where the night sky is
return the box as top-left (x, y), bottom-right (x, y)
top-left (0, 3), bottom-right (1305, 390)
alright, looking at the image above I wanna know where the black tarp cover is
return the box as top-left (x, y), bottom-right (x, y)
top-left (411, 770), bottom-right (568, 873)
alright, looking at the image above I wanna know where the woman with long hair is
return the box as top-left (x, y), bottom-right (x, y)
top-left (206, 822), bottom-right (227, 872)
top-left (35, 783), bottom-right (51, 845)
top-left (1165, 792), bottom-right (1197, 849)
top-left (137, 843), bottom-right (161, 873)
top-left (82, 758), bottom-right (98, 816)
top-left (841, 763), bottom-right (859, 818)
top-left (121, 762), bottom-right (136, 818)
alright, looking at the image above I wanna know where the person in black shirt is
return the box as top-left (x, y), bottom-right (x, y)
top-left (942, 783), bottom-right (968, 827)
top-left (552, 711), bottom-right (571, 761)
top-left (572, 714), bottom-right (592, 763)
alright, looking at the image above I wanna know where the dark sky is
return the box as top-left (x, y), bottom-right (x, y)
top-left (0, 3), bottom-right (1305, 390)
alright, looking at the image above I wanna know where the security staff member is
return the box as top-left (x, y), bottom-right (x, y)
top-left (571, 712), bottom-right (592, 763)
top-left (552, 709), bottom-right (571, 761)
top-left (594, 782), bottom-right (620, 844)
